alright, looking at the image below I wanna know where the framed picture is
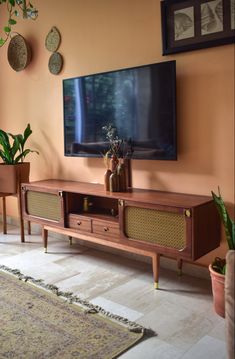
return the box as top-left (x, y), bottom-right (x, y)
top-left (161, 0), bottom-right (235, 55)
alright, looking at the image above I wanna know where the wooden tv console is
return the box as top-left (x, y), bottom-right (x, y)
top-left (21, 179), bottom-right (220, 288)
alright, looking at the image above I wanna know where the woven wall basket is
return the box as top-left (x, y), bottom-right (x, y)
top-left (45, 27), bottom-right (61, 52)
top-left (48, 52), bottom-right (63, 75)
top-left (7, 34), bottom-right (31, 72)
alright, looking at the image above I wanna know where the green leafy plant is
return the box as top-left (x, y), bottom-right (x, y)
top-left (0, 0), bottom-right (38, 47)
top-left (211, 187), bottom-right (235, 274)
top-left (0, 123), bottom-right (39, 164)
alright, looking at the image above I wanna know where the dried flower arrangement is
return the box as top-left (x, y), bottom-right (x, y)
top-left (102, 124), bottom-right (133, 192)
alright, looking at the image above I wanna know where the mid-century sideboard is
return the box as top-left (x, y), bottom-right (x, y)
top-left (21, 179), bottom-right (221, 288)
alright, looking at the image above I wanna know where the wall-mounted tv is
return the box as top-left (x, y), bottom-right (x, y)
top-left (63, 60), bottom-right (177, 160)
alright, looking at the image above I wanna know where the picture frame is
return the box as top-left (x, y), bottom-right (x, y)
top-left (161, 0), bottom-right (235, 55)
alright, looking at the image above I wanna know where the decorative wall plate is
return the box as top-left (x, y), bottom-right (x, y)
top-left (48, 52), bottom-right (63, 75)
top-left (45, 27), bottom-right (61, 52)
top-left (7, 34), bottom-right (31, 72)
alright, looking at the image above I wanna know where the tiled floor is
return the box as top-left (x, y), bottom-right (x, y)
top-left (0, 224), bottom-right (227, 358)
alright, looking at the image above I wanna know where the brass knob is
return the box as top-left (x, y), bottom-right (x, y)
top-left (104, 227), bottom-right (109, 232)
top-left (77, 221), bottom-right (81, 226)
top-left (118, 199), bottom-right (124, 207)
top-left (184, 209), bottom-right (191, 218)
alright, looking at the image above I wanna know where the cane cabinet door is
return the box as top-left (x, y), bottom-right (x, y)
top-left (119, 200), bottom-right (193, 259)
top-left (21, 185), bottom-right (65, 227)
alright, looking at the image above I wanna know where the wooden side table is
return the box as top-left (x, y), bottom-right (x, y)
top-left (0, 192), bottom-right (30, 242)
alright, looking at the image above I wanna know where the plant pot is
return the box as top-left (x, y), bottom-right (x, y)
top-left (225, 250), bottom-right (235, 359)
top-left (0, 162), bottom-right (30, 194)
top-left (209, 264), bottom-right (225, 318)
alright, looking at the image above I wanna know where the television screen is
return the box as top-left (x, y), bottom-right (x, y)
top-left (63, 60), bottom-right (177, 160)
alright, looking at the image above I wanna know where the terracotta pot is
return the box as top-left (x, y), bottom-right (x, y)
top-left (225, 250), bottom-right (235, 359)
top-left (0, 162), bottom-right (30, 194)
top-left (209, 264), bottom-right (225, 318)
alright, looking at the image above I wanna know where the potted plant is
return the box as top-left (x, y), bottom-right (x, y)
top-left (0, 1), bottom-right (38, 47)
top-left (209, 187), bottom-right (235, 317)
top-left (0, 123), bottom-right (38, 194)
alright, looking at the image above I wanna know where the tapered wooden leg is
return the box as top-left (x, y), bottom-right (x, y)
top-left (177, 258), bottom-right (183, 276)
top-left (69, 236), bottom-right (73, 246)
top-left (2, 197), bottom-right (7, 234)
top-left (17, 190), bottom-right (25, 243)
top-left (27, 221), bottom-right (31, 235)
top-left (42, 227), bottom-right (48, 253)
top-left (152, 253), bottom-right (160, 289)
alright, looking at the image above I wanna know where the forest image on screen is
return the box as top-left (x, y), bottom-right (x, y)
top-left (63, 61), bottom-right (176, 160)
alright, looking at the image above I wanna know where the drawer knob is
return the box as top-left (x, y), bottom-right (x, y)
top-left (104, 227), bottom-right (109, 232)
top-left (77, 221), bottom-right (81, 225)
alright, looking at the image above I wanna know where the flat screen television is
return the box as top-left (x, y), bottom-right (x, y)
top-left (63, 60), bottom-right (177, 160)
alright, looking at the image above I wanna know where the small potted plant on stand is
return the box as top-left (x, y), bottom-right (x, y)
top-left (209, 188), bottom-right (235, 318)
top-left (0, 124), bottom-right (38, 194)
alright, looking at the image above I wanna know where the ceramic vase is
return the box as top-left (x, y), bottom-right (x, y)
top-left (104, 169), bottom-right (112, 191)
top-left (110, 155), bottom-right (119, 172)
top-left (109, 170), bottom-right (119, 192)
top-left (117, 162), bottom-right (126, 192)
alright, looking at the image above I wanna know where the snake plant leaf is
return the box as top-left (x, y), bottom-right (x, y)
top-left (212, 189), bottom-right (235, 250)
top-left (14, 150), bottom-right (30, 163)
top-left (0, 130), bottom-right (12, 163)
top-left (0, 124), bottom-right (38, 164)
top-left (14, 148), bottom-right (39, 163)
top-left (9, 133), bottom-right (24, 155)
top-left (11, 137), bottom-right (21, 161)
top-left (0, 129), bottom-right (10, 147)
top-left (0, 149), bottom-right (8, 163)
top-left (22, 124), bottom-right (32, 150)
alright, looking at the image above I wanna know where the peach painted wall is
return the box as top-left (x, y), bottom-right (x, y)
top-left (0, 0), bottom-right (234, 266)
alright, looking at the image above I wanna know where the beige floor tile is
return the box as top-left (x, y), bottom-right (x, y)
top-left (0, 225), bottom-right (227, 358)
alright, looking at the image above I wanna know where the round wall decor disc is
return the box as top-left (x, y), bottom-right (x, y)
top-left (7, 34), bottom-right (31, 72)
top-left (45, 27), bottom-right (61, 52)
top-left (48, 52), bottom-right (63, 75)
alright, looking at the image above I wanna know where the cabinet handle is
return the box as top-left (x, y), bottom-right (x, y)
top-left (77, 221), bottom-right (81, 226)
top-left (184, 209), bottom-right (191, 218)
top-left (104, 227), bottom-right (109, 232)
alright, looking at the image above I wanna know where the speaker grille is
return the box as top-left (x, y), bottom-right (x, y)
top-left (125, 207), bottom-right (186, 250)
top-left (26, 191), bottom-right (61, 221)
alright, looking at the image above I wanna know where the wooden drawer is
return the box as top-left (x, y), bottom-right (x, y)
top-left (68, 214), bottom-right (91, 232)
top-left (92, 220), bottom-right (120, 238)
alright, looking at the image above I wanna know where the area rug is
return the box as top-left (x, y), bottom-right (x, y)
top-left (0, 265), bottom-right (155, 359)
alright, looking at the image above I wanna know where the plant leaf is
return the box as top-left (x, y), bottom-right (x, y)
top-left (9, 19), bottom-right (17, 25)
top-left (4, 26), bottom-right (11, 33)
top-left (212, 189), bottom-right (235, 250)
top-left (0, 38), bottom-right (5, 46)
top-left (0, 149), bottom-right (9, 163)
top-left (14, 148), bottom-right (39, 163)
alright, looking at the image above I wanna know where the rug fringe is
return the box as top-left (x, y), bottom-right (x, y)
top-left (0, 264), bottom-right (157, 337)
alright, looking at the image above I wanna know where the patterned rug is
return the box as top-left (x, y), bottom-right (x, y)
top-left (0, 265), bottom-right (155, 358)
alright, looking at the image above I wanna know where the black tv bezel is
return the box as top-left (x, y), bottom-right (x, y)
top-left (63, 60), bottom-right (177, 161)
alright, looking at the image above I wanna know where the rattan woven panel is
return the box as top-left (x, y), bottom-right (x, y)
top-left (26, 191), bottom-right (61, 221)
top-left (125, 207), bottom-right (186, 249)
